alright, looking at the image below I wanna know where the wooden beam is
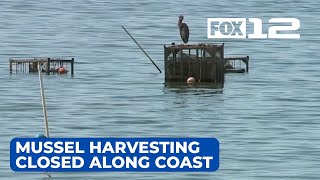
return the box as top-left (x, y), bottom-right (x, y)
top-left (71, 58), bottom-right (74, 75)
top-left (223, 57), bottom-right (248, 61)
top-left (9, 58), bottom-right (12, 73)
top-left (246, 56), bottom-right (249, 72)
top-left (46, 58), bottom-right (50, 75)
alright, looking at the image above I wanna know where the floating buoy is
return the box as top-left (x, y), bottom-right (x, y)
top-left (58, 67), bottom-right (66, 74)
top-left (35, 133), bottom-right (47, 138)
top-left (187, 77), bottom-right (196, 84)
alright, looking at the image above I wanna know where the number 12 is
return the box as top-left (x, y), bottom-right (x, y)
top-left (248, 18), bottom-right (300, 39)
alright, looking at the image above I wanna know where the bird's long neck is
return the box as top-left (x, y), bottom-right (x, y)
top-left (178, 19), bottom-right (183, 27)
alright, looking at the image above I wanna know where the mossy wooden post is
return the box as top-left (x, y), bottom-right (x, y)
top-left (47, 58), bottom-right (50, 75)
top-left (71, 58), bottom-right (74, 75)
top-left (9, 58), bottom-right (12, 73)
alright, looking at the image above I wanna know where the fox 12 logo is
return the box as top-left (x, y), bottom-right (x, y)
top-left (207, 18), bottom-right (300, 39)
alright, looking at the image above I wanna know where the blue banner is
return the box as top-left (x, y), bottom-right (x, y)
top-left (10, 137), bottom-right (219, 172)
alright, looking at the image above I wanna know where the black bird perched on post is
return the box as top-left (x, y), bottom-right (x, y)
top-left (178, 15), bottom-right (189, 44)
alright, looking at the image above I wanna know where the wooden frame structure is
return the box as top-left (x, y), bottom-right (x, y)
top-left (164, 43), bottom-right (225, 84)
top-left (9, 57), bottom-right (74, 75)
top-left (224, 56), bottom-right (249, 73)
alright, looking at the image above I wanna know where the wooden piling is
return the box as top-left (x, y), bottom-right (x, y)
top-left (246, 56), bottom-right (249, 72)
top-left (47, 58), bottom-right (50, 75)
top-left (9, 58), bottom-right (12, 73)
top-left (71, 58), bottom-right (74, 75)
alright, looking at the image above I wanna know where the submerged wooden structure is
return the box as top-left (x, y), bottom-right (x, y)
top-left (224, 56), bottom-right (249, 73)
top-left (9, 57), bottom-right (74, 75)
top-left (164, 43), bottom-right (249, 84)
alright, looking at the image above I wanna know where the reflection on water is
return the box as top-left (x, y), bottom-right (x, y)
top-left (164, 82), bottom-right (223, 96)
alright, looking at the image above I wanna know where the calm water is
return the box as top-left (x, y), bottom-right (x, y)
top-left (1, 0), bottom-right (320, 179)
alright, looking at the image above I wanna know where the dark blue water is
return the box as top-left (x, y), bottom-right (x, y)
top-left (1, 0), bottom-right (319, 179)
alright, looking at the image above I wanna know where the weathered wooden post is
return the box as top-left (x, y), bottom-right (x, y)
top-left (9, 58), bottom-right (12, 73)
top-left (180, 49), bottom-right (183, 80)
top-left (246, 56), bottom-right (249, 72)
top-left (164, 45), bottom-right (168, 81)
top-left (222, 43), bottom-right (225, 59)
top-left (71, 58), bottom-right (74, 75)
top-left (46, 58), bottom-right (50, 75)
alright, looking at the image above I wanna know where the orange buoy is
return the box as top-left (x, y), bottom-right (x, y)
top-left (187, 77), bottom-right (196, 84)
top-left (58, 67), bottom-right (67, 74)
